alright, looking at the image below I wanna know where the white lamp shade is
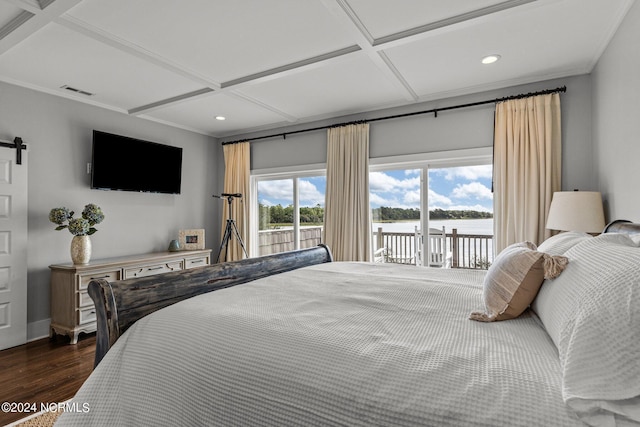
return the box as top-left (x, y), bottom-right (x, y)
top-left (546, 191), bottom-right (605, 233)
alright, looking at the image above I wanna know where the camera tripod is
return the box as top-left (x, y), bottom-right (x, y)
top-left (215, 193), bottom-right (248, 263)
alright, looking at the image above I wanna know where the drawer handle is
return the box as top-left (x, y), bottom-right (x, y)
top-left (90, 275), bottom-right (112, 280)
top-left (191, 260), bottom-right (204, 264)
top-left (147, 266), bottom-right (164, 271)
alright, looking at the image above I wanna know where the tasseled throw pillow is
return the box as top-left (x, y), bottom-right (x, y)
top-left (470, 241), bottom-right (568, 322)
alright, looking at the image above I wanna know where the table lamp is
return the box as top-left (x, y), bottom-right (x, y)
top-left (546, 191), bottom-right (605, 233)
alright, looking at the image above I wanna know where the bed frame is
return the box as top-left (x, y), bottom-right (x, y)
top-left (602, 219), bottom-right (640, 235)
top-left (88, 244), bottom-right (333, 367)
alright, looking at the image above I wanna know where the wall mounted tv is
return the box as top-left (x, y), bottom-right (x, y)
top-left (91, 130), bottom-right (183, 194)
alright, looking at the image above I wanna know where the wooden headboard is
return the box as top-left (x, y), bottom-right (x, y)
top-left (88, 244), bottom-right (333, 367)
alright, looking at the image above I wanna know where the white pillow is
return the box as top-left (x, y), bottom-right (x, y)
top-left (532, 233), bottom-right (640, 425)
top-left (537, 231), bottom-right (592, 255)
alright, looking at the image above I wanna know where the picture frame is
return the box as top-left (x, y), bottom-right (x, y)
top-left (179, 229), bottom-right (205, 250)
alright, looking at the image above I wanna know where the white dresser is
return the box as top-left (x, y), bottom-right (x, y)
top-left (49, 249), bottom-right (211, 343)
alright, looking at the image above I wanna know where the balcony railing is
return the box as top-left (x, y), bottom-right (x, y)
top-left (258, 226), bottom-right (494, 270)
top-left (373, 227), bottom-right (494, 270)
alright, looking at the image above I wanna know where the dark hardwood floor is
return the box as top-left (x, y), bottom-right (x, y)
top-left (0, 334), bottom-right (95, 426)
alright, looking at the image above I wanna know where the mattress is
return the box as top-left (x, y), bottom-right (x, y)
top-left (56, 262), bottom-right (582, 426)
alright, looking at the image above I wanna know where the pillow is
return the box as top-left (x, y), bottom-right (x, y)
top-left (469, 241), bottom-right (568, 322)
top-left (537, 231), bottom-right (592, 255)
top-left (532, 233), bottom-right (640, 425)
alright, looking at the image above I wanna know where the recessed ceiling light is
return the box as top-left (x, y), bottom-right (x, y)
top-left (481, 54), bottom-right (501, 65)
top-left (215, 116), bottom-right (226, 121)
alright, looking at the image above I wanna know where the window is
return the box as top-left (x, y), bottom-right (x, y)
top-left (252, 170), bottom-right (326, 257)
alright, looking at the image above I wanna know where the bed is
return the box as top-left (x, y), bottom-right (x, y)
top-left (55, 221), bottom-right (640, 426)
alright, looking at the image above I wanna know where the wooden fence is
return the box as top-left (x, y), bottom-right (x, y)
top-left (258, 226), bottom-right (323, 256)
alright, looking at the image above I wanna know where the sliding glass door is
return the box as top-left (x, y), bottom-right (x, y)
top-left (371, 155), bottom-right (493, 268)
top-left (252, 149), bottom-right (493, 267)
top-left (253, 173), bottom-right (326, 256)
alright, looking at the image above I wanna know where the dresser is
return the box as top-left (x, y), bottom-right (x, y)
top-left (49, 249), bottom-right (211, 344)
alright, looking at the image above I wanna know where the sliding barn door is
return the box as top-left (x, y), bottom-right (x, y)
top-left (0, 147), bottom-right (27, 350)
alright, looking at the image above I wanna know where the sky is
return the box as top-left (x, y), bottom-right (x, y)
top-left (257, 164), bottom-right (493, 213)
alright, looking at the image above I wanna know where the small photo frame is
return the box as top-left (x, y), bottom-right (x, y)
top-left (179, 229), bottom-right (205, 250)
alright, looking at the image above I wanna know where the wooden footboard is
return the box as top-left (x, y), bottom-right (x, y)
top-left (88, 245), bottom-right (333, 367)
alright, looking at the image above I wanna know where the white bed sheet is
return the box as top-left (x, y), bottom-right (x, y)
top-left (56, 262), bottom-right (583, 426)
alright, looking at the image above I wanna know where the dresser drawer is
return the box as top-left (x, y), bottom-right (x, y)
top-left (124, 261), bottom-right (183, 279)
top-left (78, 306), bottom-right (97, 325)
top-left (78, 290), bottom-right (93, 308)
top-left (78, 270), bottom-right (121, 291)
top-left (185, 256), bottom-right (208, 269)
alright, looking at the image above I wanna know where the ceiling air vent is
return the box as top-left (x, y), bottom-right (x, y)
top-left (60, 85), bottom-right (94, 97)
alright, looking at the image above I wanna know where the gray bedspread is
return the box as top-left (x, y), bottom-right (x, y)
top-left (56, 262), bottom-right (582, 426)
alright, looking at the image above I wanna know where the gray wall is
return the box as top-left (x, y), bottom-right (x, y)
top-left (0, 81), bottom-right (218, 338)
top-left (592, 0), bottom-right (640, 222)
top-left (222, 74), bottom-right (595, 194)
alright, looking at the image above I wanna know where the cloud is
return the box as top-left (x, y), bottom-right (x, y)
top-left (433, 165), bottom-right (493, 181)
top-left (451, 182), bottom-right (492, 200)
top-left (403, 190), bottom-right (421, 205)
top-left (370, 193), bottom-right (394, 206)
top-left (257, 180), bottom-right (293, 205)
top-left (258, 179), bottom-right (325, 207)
top-left (299, 179), bottom-right (325, 206)
top-left (370, 171), bottom-right (420, 192)
top-left (429, 189), bottom-right (453, 206)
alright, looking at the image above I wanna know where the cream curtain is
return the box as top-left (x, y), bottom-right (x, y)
top-left (220, 141), bottom-right (250, 261)
top-left (323, 123), bottom-right (371, 262)
top-left (493, 93), bottom-right (561, 253)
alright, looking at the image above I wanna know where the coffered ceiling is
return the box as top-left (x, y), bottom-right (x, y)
top-left (0, 0), bottom-right (634, 138)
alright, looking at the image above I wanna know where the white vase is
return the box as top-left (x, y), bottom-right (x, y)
top-left (70, 235), bottom-right (92, 265)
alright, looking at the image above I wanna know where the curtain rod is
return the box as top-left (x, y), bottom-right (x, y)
top-left (221, 85), bottom-right (566, 146)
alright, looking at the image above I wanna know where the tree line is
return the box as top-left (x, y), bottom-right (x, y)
top-left (259, 204), bottom-right (492, 229)
top-left (371, 207), bottom-right (492, 220)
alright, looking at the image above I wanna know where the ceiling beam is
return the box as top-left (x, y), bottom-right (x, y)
top-left (3, 0), bottom-right (43, 15)
top-left (55, 15), bottom-right (222, 90)
top-left (128, 88), bottom-right (214, 116)
top-left (221, 45), bottom-right (361, 88)
top-left (23, 0), bottom-right (541, 134)
top-left (0, 0), bottom-right (81, 55)
top-left (51, 0), bottom-right (537, 119)
top-left (317, 0), bottom-right (418, 102)
top-left (372, 0), bottom-right (538, 50)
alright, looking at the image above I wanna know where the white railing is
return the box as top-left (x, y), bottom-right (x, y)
top-left (258, 226), bottom-right (494, 269)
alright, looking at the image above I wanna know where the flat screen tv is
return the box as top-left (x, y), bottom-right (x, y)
top-left (91, 130), bottom-right (182, 194)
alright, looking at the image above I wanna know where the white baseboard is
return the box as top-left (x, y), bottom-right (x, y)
top-left (27, 318), bottom-right (50, 342)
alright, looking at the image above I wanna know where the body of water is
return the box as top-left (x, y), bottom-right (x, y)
top-left (373, 218), bottom-right (493, 235)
